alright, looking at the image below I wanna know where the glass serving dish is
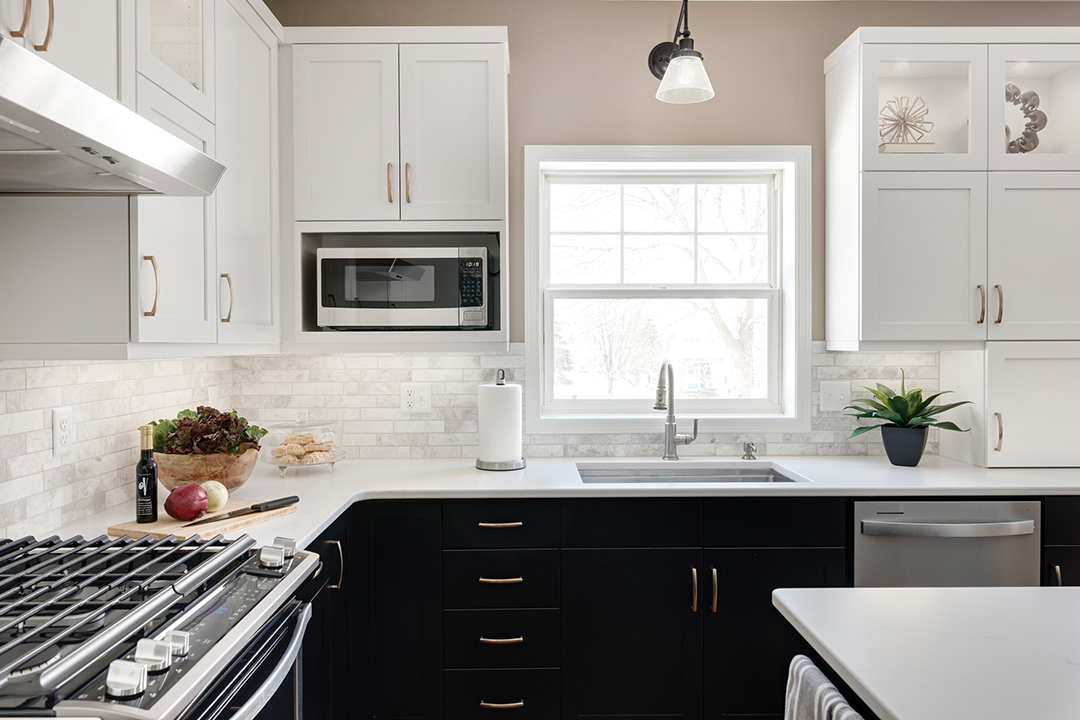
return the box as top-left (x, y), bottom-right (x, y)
top-left (260, 420), bottom-right (344, 477)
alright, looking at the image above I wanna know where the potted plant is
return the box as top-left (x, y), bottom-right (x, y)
top-left (151, 406), bottom-right (268, 491)
top-left (845, 371), bottom-right (970, 467)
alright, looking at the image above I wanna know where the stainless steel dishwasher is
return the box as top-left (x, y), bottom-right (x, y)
top-left (854, 500), bottom-right (1041, 587)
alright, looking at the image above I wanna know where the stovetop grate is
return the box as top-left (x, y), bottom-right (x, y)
top-left (0, 532), bottom-right (255, 698)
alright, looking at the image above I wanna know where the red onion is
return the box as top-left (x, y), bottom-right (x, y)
top-left (165, 484), bottom-right (209, 522)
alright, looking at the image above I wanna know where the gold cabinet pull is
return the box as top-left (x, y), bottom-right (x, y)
top-left (977, 285), bottom-right (986, 324)
top-left (33, 0), bottom-right (52, 51)
top-left (479, 636), bottom-right (524, 644)
top-left (711, 567), bottom-right (718, 613)
top-left (479, 576), bottom-right (523, 584)
top-left (405, 162), bottom-right (411, 203)
top-left (143, 255), bottom-right (159, 317)
top-left (326, 540), bottom-right (344, 590)
top-left (478, 521), bottom-right (523, 528)
top-left (221, 273), bottom-right (233, 323)
top-left (994, 412), bottom-right (1003, 452)
top-left (480, 701), bottom-right (524, 710)
top-left (387, 162), bottom-right (393, 203)
top-left (11, 0), bottom-right (31, 37)
top-left (691, 567), bottom-right (698, 613)
top-left (313, 561), bottom-right (323, 579)
top-left (1054, 564), bottom-right (1063, 587)
top-left (994, 284), bottom-right (1004, 324)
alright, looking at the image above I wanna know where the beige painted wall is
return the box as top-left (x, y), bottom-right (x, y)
top-left (266, 0), bottom-right (1080, 342)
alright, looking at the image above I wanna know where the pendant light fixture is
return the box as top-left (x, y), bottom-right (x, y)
top-left (648, 0), bottom-right (714, 104)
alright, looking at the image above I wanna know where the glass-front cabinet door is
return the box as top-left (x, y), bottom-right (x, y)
top-left (862, 44), bottom-right (988, 171)
top-left (989, 45), bottom-right (1080, 171)
top-left (136, 0), bottom-right (215, 121)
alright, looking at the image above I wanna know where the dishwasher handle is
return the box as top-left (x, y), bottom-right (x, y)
top-left (861, 519), bottom-right (1035, 538)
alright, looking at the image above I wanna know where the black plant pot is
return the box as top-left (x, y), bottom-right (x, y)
top-left (880, 425), bottom-right (929, 467)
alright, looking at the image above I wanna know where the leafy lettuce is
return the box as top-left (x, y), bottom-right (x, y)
top-left (151, 406), bottom-right (268, 455)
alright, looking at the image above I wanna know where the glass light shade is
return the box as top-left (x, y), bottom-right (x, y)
top-left (655, 54), bottom-right (715, 104)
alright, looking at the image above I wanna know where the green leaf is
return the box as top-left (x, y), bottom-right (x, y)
top-left (867, 409), bottom-right (904, 424)
top-left (912, 391), bottom-right (952, 416)
top-left (873, 383), bottom-right (898, 399)
top-left (929, 421), bottom-right (968, 432)
top-left (845, 398), bottom-right (889, 413)
top-left (848, 424), bottom-right (883, 439)
top-left (920, 400), bottom-right (974, 417)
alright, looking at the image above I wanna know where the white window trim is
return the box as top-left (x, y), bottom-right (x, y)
top-left (524, 145), bottom-right (812, 435)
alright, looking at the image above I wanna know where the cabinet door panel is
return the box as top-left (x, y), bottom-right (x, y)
top-left (27, 0), bottom-right (118, 99)
top-left (703, 548), bottom-right (846, 718)
top-left (302, 510), bottom-right (351, 720)
top-left (1044, 546), bottom-right (1080, 586)
top-left (399, 43), bottom-right (505, 220)
top-left (293, 44), bottom-right (399, 221)
top-left (136, 0), bottom-right (215, 121)
top-left (562, 549), bottom-right (702, 719)
top-left (134, 76), bottom-right (216, 344)
top-left (985, 342), bottom-right (1080, 467)
top-left (444, 549), bottom-right (559, 609)
top-left (988, 173), bottom-right (1080, 340)
top-left (0, 1), bottom-right (29, 41)
top-left (215, 0), bottom-right (277, 342)
top-left (861, 172), bottom-right (987, 342)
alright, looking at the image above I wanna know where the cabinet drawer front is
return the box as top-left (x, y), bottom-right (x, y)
top-left (444, 669), bottom-right (559, 719)
top-left (444, 500), bottom-right (559, 549)
top-left (1044, 497), bottom-right (1080, 545)
top-left (444, 609), bottom-right (559, 668)
top-left (704, 498), bottom-right (846, 547)
top-left (561, 498), bottom-right (702, 547)
top-left (444, 550), bottom-right (559, 608)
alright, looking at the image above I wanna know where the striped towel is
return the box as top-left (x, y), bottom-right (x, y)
top-left (784, 654), bottom-right (865, 720)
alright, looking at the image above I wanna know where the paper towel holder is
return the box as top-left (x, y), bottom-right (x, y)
top-left (476, 369), bottom-right (527, 471)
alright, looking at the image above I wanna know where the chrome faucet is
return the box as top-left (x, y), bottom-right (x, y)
top-left (653, 360), bottom-right (698, 460)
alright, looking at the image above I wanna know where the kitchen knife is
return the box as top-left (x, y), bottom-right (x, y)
top-left (182, 496), bottom-right (300, 527)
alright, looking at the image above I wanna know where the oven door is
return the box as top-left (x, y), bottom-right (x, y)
top-left (178, 599), bottom-right (312, 720)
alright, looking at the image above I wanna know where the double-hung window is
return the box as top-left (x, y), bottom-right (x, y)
top-left (524, 146), bottom-right (811, 434)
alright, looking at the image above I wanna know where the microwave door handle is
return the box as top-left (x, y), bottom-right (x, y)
top-left (227, 603), bottom-right (312, 720)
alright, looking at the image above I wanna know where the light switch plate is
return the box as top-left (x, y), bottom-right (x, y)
top-left (820, 381), bottom-right (851, 413)
top-left (52, 406), bottom-right (73, 457)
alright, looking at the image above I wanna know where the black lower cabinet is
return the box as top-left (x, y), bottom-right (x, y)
top-left (1044, 546), bottom-right (1080, 585)
top-left (562, 548), bottom-right (704, 719)
top-left (354, 500), bottom-right (442, 719)
top-left (703, 548), bottom-right (846, 718)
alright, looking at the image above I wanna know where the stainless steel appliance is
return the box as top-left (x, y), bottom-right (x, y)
top-left (0, 37), bottom-right (225, 196)
top-left (0, 532), bottom-right (319, 720)
top-left (854, 500), bottom-right (1041, 587)
top-left (317, 246), bottom-right (489, 329)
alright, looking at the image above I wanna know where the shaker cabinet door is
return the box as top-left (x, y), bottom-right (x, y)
top-left (292, 43), bottom-right (400, 221)
top-left (860, 172), bottom-right (987, 342)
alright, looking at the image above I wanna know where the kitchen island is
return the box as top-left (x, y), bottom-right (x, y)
top-left (773, 586), bottom-right (1080, 720)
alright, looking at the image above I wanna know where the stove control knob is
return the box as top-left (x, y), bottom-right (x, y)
top-left (134, 638), bottom-right (172, 672)
top-left (164, 630), bottom-right (190, 656)
top-left (259, 545), bottom-right (286, 569)
top-left (106, 659), bottom-right (148, 698)
top-left (273, 537), bottom-right (296, 558)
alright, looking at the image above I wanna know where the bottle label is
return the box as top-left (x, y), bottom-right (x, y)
top-left (136, 470), bottom-right (155, 518)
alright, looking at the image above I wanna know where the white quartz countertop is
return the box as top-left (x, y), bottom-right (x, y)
top-left (51, 454), bottom-right (1080, 549)
top-left (772, 586), bottom-right (1080, 720)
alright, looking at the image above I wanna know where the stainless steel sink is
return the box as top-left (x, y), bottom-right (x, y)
top-left (577, 462), bottom-right (804, 484)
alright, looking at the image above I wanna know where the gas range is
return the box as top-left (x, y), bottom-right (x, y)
top-left (0, 532), bottom-right (318, 720)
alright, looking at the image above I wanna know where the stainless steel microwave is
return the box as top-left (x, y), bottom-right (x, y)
top-left (316, 247), bottom-right (489, 329)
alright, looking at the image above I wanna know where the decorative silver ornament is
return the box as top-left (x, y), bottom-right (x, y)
top-left (879, 96), bottom-right (935, 145)
top-left (1005, 83), bottom-right (1047, 154)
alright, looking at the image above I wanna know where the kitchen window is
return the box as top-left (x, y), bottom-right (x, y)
top-left (524, 146), bottom-right (811, 434)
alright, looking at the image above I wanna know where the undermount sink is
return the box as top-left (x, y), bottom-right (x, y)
top-left (577, 462), bottom-right (805, 484)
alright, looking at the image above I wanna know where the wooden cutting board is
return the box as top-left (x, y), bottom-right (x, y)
top-left (107, 496), bottom-right (297, 541)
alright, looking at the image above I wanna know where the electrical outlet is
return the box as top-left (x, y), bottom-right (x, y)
top-left (401, 383), bottom-right (431, 413)
top-left (820, 381), bottom-right (851, 412)
top-left (52, 406), bottom-right (73, 457)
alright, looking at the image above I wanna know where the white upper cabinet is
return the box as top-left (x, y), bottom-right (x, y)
top-left (861, 43), bottom-right (988, 172)
top-left (399, 43), bottom-right (506, 221)
top-left (214, 0), bottom-right (278, 343)
top-left (291, 37), bottom-right (507, 222)
top-left (860, 173), bottom-right (987, 343)
top-left (0, 1), bottom-right (27, 40)
top-left (989, 45), bottom-right (1080, 171)
top-left (136, 0), bottom-right (215, 121)
top-left (987, 173), bottom-right (1080, 340)
top-left (293, 44), bottom-right (399, 222)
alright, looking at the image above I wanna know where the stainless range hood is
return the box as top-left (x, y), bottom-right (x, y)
top-left (0, 37), bottom-right (225, 196)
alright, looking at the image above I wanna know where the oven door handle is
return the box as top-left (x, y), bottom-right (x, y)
top-left (227, 603), bottom-right (312, 720)
top-left (861, 519), bottom-right (1035, 538)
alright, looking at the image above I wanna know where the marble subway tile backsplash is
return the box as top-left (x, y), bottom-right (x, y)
top-left (0, 343), bottom-right (939, 539)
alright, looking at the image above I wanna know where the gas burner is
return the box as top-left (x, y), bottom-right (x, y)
top-left (0, 642), bottom-right (60, 677)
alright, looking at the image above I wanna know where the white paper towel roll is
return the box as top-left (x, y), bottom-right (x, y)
top-left (477, 380), bottom-right (523, 466)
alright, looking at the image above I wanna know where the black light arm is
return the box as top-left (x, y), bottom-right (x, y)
top-left (648, 0), bottom-right (699, 80)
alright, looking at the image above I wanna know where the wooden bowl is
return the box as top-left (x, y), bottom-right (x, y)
top-left (156, 448), bottom-right (260, 493)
